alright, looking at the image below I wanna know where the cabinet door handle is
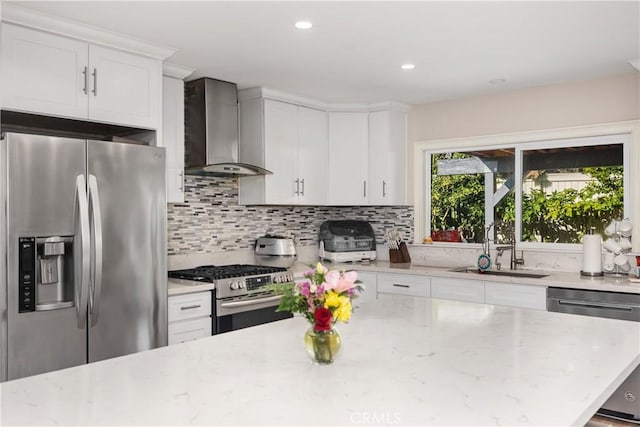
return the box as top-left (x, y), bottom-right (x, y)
top-left (92, 68), bottom-right (97, 96)
top-left (294, 178), bottom-right (300, 196)
top-left (300, 178), bottom-right (305, 196)
top-left (180, 304), bottom-right (201, 311)
top-left (363, 180), bottom-right (367, 198)
top-left (393, 284), bottom-right (410, 288)
top-left (178, 171), bottom-right (184, 191)
top-left (383, 180), bottom-right (387, 197)
top-left (82, 66), bottom-right (88, 94)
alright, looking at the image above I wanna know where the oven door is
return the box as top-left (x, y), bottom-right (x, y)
top-left (215, 293), bottom-right (293, 334)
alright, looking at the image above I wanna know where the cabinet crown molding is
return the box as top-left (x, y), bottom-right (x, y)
top-left (238, 87), bottom-right (411, 113)
top-left (2, 3), bottom-right (177, 60)
top-left (163, 63), bottom-right (195, 80)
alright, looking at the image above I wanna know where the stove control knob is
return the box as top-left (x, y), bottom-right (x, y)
top-left (239, 282), bottom-right (247, 289)
top-left (230, 282), bottom-right (239, 290)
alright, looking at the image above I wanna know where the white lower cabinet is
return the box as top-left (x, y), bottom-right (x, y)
top-left (168, 291), bottom-right (212, 345)
top-left (431, 277), bottom-right (484, 303)
top-left (377, 273), bottom-right (431, 298)
top-left (355, 271), bottom-right (378, 302)
top-left (485, 282), bottom-right (547, 310)
top-left (168, 317), bottom-right (212, 345)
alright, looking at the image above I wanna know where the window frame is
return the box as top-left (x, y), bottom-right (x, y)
top-left (413, 120), bottom-right (640, 252)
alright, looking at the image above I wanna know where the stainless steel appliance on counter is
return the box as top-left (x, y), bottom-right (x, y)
top-left (255, 235), bottom-right (297, 268)
top-left (318, 220), bottom-right (377, 263)
top-left (169, 265), bottom-right (294, 333)
top-left (0, 132), bottom-right (167, 381)
top-left (547, 287), bottom-right (640, 421)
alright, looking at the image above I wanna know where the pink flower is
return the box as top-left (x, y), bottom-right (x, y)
top-left (322, 270), bottom-right (341, 291)
top-left (297, 280), bottom-right (311, 296)
top-left (323, 270), bottom-right (358, 293)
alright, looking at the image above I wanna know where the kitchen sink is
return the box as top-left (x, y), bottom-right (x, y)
top-left (449, 266), bottom-right (549, 279)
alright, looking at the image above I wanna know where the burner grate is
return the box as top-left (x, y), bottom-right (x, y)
top-left (169, 264), bottom-right (287, 281)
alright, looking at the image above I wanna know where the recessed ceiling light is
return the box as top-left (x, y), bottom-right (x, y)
top-left (630, 59), bottom-right (640, 71)
top-left (401, 64), bottom-right (415, 70)
top-left (295, 21), bottom-right (313, 30)
top-left (489, 78), bottom-right (506, 85)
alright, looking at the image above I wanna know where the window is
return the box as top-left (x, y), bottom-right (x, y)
top-left (424, 134), bottom-right (629, 246)
top-left (430, 150), bottom-right (514, 243)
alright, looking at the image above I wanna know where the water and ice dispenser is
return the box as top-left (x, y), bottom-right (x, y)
top-left (18, 236), bottom-right (75, 312)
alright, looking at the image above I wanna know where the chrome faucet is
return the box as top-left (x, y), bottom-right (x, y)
top-left (493, 224), bottom-right (524, 270)
top-left (495, 244), bottom-right (524, 270)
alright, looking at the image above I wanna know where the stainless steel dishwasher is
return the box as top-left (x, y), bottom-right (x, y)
top-left (547, 287), bottom-right (640, 422)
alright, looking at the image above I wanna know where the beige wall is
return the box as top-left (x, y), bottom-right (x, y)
top-left (407, 72), bottom-right (640, 202)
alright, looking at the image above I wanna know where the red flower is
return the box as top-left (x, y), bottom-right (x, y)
top-left (314, 307), bottom-right (332, 331)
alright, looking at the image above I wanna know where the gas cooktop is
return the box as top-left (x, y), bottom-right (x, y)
top-left (168, 264), bottom-right (287, 282)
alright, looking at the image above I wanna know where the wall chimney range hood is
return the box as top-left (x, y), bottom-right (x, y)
top-left (184, 77), bottom-right (271, 177)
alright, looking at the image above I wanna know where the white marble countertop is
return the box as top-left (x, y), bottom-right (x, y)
top-left (292, 260), bottom-right (640, 294)
top-left (2, 296), bottom-right (639, 426)
top-left (168, 278), bottom-right (215, 296)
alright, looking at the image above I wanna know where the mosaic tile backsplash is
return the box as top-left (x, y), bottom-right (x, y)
top-left (167, 176), bottom-right (414, 255)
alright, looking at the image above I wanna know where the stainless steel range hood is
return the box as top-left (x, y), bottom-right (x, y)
top-left (184, 78), bottom-right (271, 176)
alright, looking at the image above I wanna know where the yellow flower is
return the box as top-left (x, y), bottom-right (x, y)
top-left (316, 262), bottom-right (324, 274)
top-left (324, 291), bottom-right (341, 308)
top-left (334, 298), bottom-right (352, 322)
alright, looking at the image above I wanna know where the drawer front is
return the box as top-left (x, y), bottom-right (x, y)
top-left (377, 273), bottom-right (430, 298)
top-left (356, 271), bottom-right (378, 302)
top-left (431, 277), bottom-right (484, 303)
top-left (168, 316), bottom-right (212, 345)
top-left (485, 282), bottom-right (547, 310)
top-left (168, 291), bottom-right (212, 322)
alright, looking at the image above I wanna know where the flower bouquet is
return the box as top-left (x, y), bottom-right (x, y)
top-left (275, 262), bottom-right (363, 364)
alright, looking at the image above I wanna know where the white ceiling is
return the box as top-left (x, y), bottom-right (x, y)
top-left (7, 1), bottom-right (640, 105)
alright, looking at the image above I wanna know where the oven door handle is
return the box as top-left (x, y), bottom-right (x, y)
top-left (220, 295), bottom-right (282, 308)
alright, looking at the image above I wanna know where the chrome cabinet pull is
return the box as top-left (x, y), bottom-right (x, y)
top-left (383, 180), bottom-right (387, 197)
top-left (180, 304), bottom-right (202, 311)
top-left (294, 178), bottom-right (300, 195)
top-left (92, 68), bottom-right (97, 96)
top-left (178, 171), bottom-right (184, 191)
top-left (82, 66), bottom-right (88, 94)
top-left (393, 284), bottom-right (410, 288)
top-left (300, 178), bottom-right (305, 196)
top-left (363, 180), bottom-right (367, 198)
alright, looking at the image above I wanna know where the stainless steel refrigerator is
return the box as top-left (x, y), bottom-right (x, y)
top-left (0, 132), bottom-right (167, 381)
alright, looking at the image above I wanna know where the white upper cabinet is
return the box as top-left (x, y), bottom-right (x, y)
top-left (162, 76), bottom-right (185, 203)
top-left (1, 23), bottom-right (161, 130)
top-left (87, 45), bottom-right (160, 129)
top-left (368, 110), bottom-right (407, 205)
top-left (327, 112), bottom-right (369, 205)
top-left (239, 96), bottom-right (328, 205)
top-left (263, 99), bottom-right (299, 204)
top-left (297, 106), bottom-right (328, 205)
top-left (1, 23), bottom-right (89, 119)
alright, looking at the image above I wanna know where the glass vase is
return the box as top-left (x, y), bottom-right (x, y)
top-left (304, 326), bottom-right (341, 364)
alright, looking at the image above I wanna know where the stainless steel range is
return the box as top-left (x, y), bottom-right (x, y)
top-left (168, 265), bottom-right (294, 334)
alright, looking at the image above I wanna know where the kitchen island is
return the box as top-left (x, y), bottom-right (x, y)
top-left (2, 295), bottom-right (639, 426)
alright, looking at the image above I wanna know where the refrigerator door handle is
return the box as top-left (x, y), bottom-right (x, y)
top-left (88, 175), bottom-right (103, 326)
top-left (75, 175), bottom-right (91, 327)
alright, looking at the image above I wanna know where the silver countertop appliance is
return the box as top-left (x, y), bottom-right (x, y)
top-left (318, 220), bottom-right (377, 263)
top-left (255, 235), bottom-right (297, 268)
top-left (547, 287), bottom-right (640, 422)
